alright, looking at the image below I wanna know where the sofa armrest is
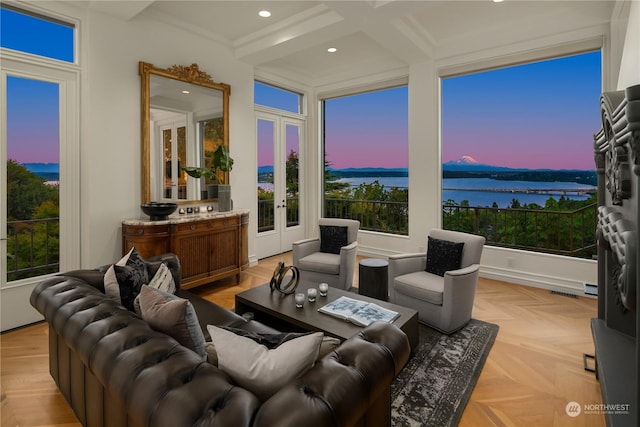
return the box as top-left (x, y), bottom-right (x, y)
top-left (254, 322), bottom-right (410, 427)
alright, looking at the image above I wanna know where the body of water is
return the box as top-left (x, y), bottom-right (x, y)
top-left (330, 176), bottom-right (596, 208)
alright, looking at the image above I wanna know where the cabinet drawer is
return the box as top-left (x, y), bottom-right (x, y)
top-left (123, 224), bottom-right (170, 236)
top-left (209, 217), bottom-right (239, 229)
top-left (173, 220), bottom-right (210, 233)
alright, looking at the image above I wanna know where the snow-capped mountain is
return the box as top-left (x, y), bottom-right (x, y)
top-left (443, 156), bottom-right (513, 171)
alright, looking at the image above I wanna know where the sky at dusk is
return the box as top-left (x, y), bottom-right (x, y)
top-left (442, 51), bottom-right (602, 170)
top-left (6, 76), bottom-right (60, 164)
top-left (3, 7), bottom-right (600, 172)
top-left (324, 86), bottom-right (409, 169)
top-left (2, 6), bottom-right (72, 164)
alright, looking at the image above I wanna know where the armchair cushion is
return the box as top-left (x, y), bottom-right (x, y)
top-left (394, 271), bottom-right (444, 305)
top-left (298, 252), bottom-right (341, 275)
top-left (319, 225), bottom-right (348, 254)
top-left (425, 236), bottom-right (464, 277)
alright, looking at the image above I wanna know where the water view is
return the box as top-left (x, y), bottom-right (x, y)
top-left (329, 175), bottom-right (596, 208)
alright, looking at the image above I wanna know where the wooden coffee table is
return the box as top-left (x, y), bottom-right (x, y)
top-left (235, 281), bottom-right (419, 351)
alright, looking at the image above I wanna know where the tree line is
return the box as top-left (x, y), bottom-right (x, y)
top-left (6, 160), bottom-right (60, 281)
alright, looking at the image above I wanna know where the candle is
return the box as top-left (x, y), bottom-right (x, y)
top-left (294, 292), bottom-right (305, 308)
top-left (319, 282), bottom-right (329, 297)
top-left (307, 288), bottom-right (318, 302)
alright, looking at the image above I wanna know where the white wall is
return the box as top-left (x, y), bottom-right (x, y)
top-left (79, 9), bottom-right (256, 267)
top-left (617, 0), bottom-right (640, 90)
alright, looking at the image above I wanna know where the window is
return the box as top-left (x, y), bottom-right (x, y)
top-left (0, 4), bottom-right (75, 63)
top-left (441, 51), bottom-right (601, 258)
top-left (322, 86), bottom-right (409, 235)
top-left (2, 5), bottom-right (79, 290)
top-left (254, 81), bottom-right (303, 114)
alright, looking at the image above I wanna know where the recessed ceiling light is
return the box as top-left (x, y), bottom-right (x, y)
top-left (327, 47), bottom-right (337, 53)
top-left (493, 0), bottom-right (504, 3)
top-left (182, 90), bottom-right (190, 94)
top-left (258, 10), bottom-right (271, 18)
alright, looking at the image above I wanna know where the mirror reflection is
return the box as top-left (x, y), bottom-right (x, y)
top-left (140, 62), bottom-right (230, 204)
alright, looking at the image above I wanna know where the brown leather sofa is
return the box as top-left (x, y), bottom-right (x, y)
top-left (30, 253), bottom-right (411, 427)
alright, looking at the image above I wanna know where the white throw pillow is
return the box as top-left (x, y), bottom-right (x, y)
top-left (207, 324), bottom-right (323, 401)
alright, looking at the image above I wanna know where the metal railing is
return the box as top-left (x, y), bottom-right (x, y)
top-left (442, 203), bottom-right (597, 258)
top-left (257, 197), bottom-right (300, 233)
top-left (323, 197), bottom-right (596, 258)
top-left (325, 198), bottom-right (408, 235)
top-left (6, 218), bottom-right (59, 281)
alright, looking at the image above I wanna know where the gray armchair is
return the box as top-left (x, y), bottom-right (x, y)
top-left (292, 218), bottom-right (360, 290)
top-left (388, 229), bottom-right (485, 334)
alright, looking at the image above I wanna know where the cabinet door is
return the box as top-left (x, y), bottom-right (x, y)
top-left (209, 228), bottom-right (239, 275)
top-left (171, 222), bottom-right (212, 282)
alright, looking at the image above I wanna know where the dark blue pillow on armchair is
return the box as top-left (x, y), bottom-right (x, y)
top-left (319, 225), bottom-right (348, 254)
top-left (425, 236), bottom-right (464, 277)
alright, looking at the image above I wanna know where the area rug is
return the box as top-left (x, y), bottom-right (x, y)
top-left (391, 319), bottom-right (499, 427)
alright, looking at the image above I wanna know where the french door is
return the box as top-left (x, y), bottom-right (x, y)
top-left (1, 57), bottom-right (79, 331)
top-left (255, 111), bottom-right (305, 258)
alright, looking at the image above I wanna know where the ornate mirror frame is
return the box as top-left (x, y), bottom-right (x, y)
top-left (139, 61), bottom-right (231, 204)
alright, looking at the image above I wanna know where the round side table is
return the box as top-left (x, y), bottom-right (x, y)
top-left (358, 258), bottom-right (389, 301)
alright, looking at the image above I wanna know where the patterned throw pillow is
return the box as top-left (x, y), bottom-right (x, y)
top-left (425, 236), bottom-right (465, 277)
top-left (319, 225), bottom-right (349, 254)
top-left (139, 285), bottom-right (207, 359)
top-left (104, 247), bottom-right (149, 311)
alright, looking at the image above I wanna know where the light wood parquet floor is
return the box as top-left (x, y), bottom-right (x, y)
top-left (1, 253), bottom-right (604, 427)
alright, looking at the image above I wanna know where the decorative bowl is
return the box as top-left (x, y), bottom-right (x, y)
top-left (140, 202), bottom-right (178, 221)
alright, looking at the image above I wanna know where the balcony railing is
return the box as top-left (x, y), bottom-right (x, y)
top-left (324, 197), bottom-right (596, 258)
top-left (325, 198), bottom-right (408, 235)
top-left (6, 218), bottom-right (59, 281)
top-left (442, 203), bottom-right (597, 258)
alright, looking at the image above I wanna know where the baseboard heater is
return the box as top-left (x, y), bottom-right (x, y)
top-left (550, 290), bottom-right (578, 298)
top-left (584, 282), bottom-right (598, 296)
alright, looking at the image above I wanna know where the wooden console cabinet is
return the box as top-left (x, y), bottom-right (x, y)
top-left (122, 210), bottom-right (249, 290)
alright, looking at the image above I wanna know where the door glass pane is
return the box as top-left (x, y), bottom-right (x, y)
top-left (177, 126), bottom-right (187, 200)
top-left (162, 128), bottom-right (173, 199)
top-left (257, 119), bottom-right (275, 232)
top-left (6, 76), bottom-right (60, 281)
top-left (285, 124), bottom-right (300, 228)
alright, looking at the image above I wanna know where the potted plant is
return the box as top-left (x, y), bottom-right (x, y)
top-left (183, 145), bottom-right (234, 199)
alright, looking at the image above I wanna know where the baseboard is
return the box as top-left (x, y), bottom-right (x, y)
top-left (358, 245), bottom-right (596, 298)
top-left (479, 265), bottom-right (594, 298)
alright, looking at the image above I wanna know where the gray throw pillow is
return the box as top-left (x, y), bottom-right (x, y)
top-left (139, 285), bottom-right (207, 359)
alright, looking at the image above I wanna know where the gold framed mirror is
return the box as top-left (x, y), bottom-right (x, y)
top-left (140, 61), bottom-right (230, 204)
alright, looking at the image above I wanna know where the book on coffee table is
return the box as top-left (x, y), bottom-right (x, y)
top-left (318, 296), bottom-right (400, 327)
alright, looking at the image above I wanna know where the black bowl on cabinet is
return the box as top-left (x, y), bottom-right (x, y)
top-left (140, 202), bottom-right (178, 221)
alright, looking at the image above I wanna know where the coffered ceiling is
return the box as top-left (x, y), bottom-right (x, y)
top-left (79, 1), bottom-right (617, 85)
